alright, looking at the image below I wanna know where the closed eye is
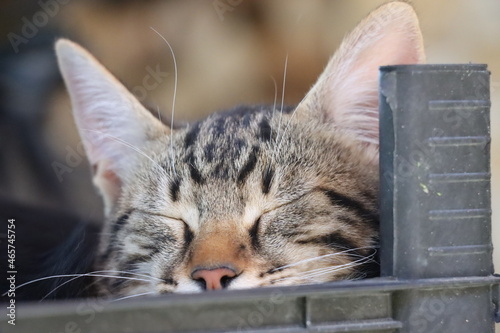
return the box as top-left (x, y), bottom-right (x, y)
top-left (183, 220), bottom-right (194, 245)
top-left (137, 209), bottom-right (194, 251)
top-left (249, 192), bottom-right (313, 251)
top-left (260, 190), bottom-right (314, 215)
top-left (136, 209), bottom-right (184, 223)
top-left (248, 217), bottom-right (261, 250)
top-left (136, 209), bottom-right (190, 238)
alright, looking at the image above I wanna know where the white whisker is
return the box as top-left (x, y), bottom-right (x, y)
top-left (156, 105), bottom-right (172, 175)
top-left (280, 54), bottom-right (289, 116)
top-left (275, 109), bottom-right (296, 157)
top-left (272, 246), bottom-right (377, 272)
top-left (275, 92), bottom-right (304, 157)
top-left (272, 54), bottom-right (289, 163)
top-left (40, 270), bottom-right (161, 301)
top-left (156, 105), bottom-right (162, 123)
top-left (111, 291), bottom-right (156, 302)
top-left (275, 251), bottom-right (377, 283)
top-left (151, 27), bottom-right (178, 178)
top-left (269, 75), bottom-right (278, 144)
top-left (2, 272), bottom-right (159, 297)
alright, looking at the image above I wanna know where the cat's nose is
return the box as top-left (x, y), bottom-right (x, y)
top-left (191, 267), bottom-right (237, 290)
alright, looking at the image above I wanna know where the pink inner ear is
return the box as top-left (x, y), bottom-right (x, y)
top-left (93, 161), bottom-right (122, 209)
top-left (102, 168), bottom-right (121, 194)
top-left (358, 30), bottom-right (424, 72)
top-left (322, 6), bottom-right (425, 149)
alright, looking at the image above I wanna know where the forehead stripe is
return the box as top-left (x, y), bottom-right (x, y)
top-left (295, 231), bottom-right (360, 255)
top-left (184, 121), bottom-right (201, 148)
top-left (185, 152), bottom-right (205, 185)
top-left (262, 165), bottom-right (274, 194)
top-left (102, 209), bottom-right (134, 260)
top-left (237, 145), bottom-right (259, 185)
top-left (322, 189), bottom-right (378, 227)
top-left (258, 118), bottom-right (272, 142)
top-left (169, 177), bottom-right (182, 202)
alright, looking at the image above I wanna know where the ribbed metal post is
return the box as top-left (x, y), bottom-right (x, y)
top-left (379, 64), bottom-right (492, 279)
top-left (379, 64), bottom-right (494, 333)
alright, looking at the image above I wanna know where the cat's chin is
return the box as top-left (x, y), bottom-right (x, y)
top-left (171, 275), bottom-right (264, 294)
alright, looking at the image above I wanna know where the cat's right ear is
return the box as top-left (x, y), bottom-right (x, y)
top-left (295, 2), bottom-right (425, 164)
top-left (55, 39), bottom-right (168, 215)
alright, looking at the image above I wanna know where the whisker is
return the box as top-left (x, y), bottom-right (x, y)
top-left (272, 53), bottom-right (289, 163)
top-left (279, 54), bottom-right (288, 116)
top-left (151, 27), bottom-right (178, 178)
top-left (40, 270), bottom-right (163, 302)
top-left (156, 105), bottom-right (172, 175)
top-left (310, 253), bottom-right (376, 277)
top-left (156, 105), bottom-right (162, 123)
top-left (299, 263), bottom-right (368, 282)
top-left (111, 291), bottom-right (156, 302)
top-left (275, 251), bottom-right (377, 283)
top-left (312, 252), bottom-right (377, 278)
top-left (269, 75), bottom-right (278, 144)
top-left (298, 251), bottom-right (377, 280)
top-left (2, 271), bottom-right (160, 297)
top-left (275, 98), bottom-right (301, 157)
top-left (272, 246), bottom-right (377, 272)
top-left (40, 270), bottom-right (163, 300)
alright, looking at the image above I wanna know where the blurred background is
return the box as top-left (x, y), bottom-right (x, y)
top-left (0, 0), bottom-right (498, 276)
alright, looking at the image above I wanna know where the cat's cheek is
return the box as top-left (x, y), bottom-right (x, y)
top-left (121, 283), bottom-right (156, 298)
top-left (224, 273), bottom-right (263, 290)
top-left (174, 276), bottom-right (204, 293)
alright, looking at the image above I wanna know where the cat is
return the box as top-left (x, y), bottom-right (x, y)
top-left (54, 1), bottom-right (425, 297)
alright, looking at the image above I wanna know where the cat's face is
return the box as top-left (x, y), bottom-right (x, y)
top-left (98, 106), bottom-right (380, 295)
top-left (56, 2), bottom-right (425, 297)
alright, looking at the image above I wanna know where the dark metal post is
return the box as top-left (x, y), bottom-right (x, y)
top-left (379, 64), bottom-right (492, 278)
top-left (379, 64), bottom-right (494, 332)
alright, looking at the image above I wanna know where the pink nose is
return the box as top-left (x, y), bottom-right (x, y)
top-left (191, 267), bottom-right (237, 290)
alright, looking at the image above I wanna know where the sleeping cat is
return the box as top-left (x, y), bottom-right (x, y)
top-left (55, 2), bottom-right (425, 297)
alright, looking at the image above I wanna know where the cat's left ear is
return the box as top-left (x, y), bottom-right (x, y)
top-left (296, 2), bottom-right (425, 163)
top-left (56, 39), bottom-right (168, 215)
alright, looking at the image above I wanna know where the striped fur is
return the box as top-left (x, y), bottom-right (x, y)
top-left (56, 2), bottom-right (424, 297)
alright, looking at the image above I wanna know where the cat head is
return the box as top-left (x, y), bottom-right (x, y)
top-left (56, 2), bottom-right (424, 297)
